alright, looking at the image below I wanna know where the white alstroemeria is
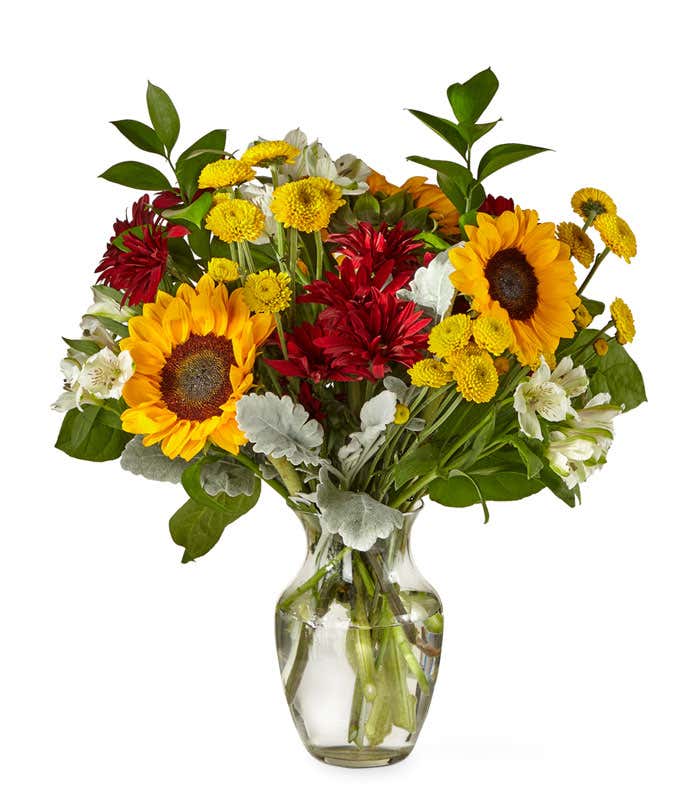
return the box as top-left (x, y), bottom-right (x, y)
top-left (338, 390), bottom-right (397, 472)
top-left (235, 393), bottom-right (324, 466)
top-left (514, 359), bottom-right (572, 440)
top-left (78, 348), bottom-right (134, 402)
top-left (80, 315), bottom-right (117, 350)
top-left (280, 131), bottom-right (368, 194)
top-left (550, 357), bottom-right (588, 399)
top-left (546, 393), bottom-right (621, 489)
top-left (85, 285), bottom-right (136, 322)
top-left (316, 469), bottom-right (403, 551)
top-left (398, 245), bottom-right (460, 319)
top-left (52, 354), bottom-right (88, 412)
top-left (239, 182), bottom-right (277, 241)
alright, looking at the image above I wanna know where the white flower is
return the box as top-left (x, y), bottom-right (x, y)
top-left (235, 393), bottom-right (324, 466)
top-left (80, 315), bottom-right (117, 349)
top-left (280, 130), bottom-right (368, 194)
top-left (514, 359), bottom-right (572, 440)
top-left (546, 393), bottom-right (621, 489)
top-left (78, 348), bottom-right (134, 401)
top-left (85, 285), bottom-right (135, 322)
top-left (398, 246), bottom-right (459, 319)
top-left (550, 356), bottom-right (588, 398)
top-left (238, 183), bottom-right (277, 241)
top-left (338, 390), bottom-right (397, 472)
top-left (52, 355), bottom-right (88, 412)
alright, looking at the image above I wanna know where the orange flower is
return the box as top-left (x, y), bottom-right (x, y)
top-left (367, 172), bottom-right (460, 237)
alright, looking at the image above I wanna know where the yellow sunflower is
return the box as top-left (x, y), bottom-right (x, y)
top-left (120, 275), bottom-right (275, 460)
top-left (450, 207), bottom-right (579, 366)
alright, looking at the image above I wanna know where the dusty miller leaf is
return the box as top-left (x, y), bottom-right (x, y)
top-left (120, 436), bottom-right (188, 483)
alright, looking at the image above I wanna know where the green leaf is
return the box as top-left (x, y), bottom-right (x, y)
top-left (354, 193), bottom-right (381, 224)
top-left (62, 337), bottom-right (99, 356)
top-left (379, 191), bottom-right (406, 225)
top-left (146, 82), bottom-right (180, 153)
top-left (407, 109), bottom-right (467, 159)
top-left (161, 191), bottom-right (212, 229)
top-left (399, 206), bottom-right (431, 230)
top-left (394, 443), bottom-right (440, 489)
top-left (447, 68), bottom-right (499, 124)
top-left (413, 230), bottom-right (449, 251)
top-left (437, 174), bottom-right (466, 213)
top-left (589, 339), bottom-right (647, 412)
top-left (55, 406), bottom-right (132, 462)
top-left (111, 119), bottom-right (165, 155)
top-left (477, 143), bottom-right (550, 181)
top-left (94, 316), bottom-right (129, 339)
top-left (167, 237), bottom-right (202, 281)
top-left (458, 211), bottom-right (478, 230)
top-left (189, 228), bottom-right (212, 259)
top-left (407, 156), bottom-right (474, 192)
top-left (429, 469), bottom-right (543, 508)
top-left (580, 296), bottom-right (605, 319)
top-left (175, 129), bottom-right (227, 198)
top-left (169, 481), bottom-right (261, 562)
top-left (507, 437), bottom-right (544, 478)
top-left (458, 119), bottom-right (501, 146)
top-left (99, 161), bottom-right (171, 191)
top-left (540, 466), bottom-right (579, 507)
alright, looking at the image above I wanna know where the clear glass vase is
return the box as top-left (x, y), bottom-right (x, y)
top-left (275, 504), bottom-right (443, 768)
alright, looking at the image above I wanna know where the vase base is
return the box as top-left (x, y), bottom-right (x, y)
top-left (307, 745), bottom-right (412, 768)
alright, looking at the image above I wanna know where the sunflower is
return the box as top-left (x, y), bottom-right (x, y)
top-left (450, 207), bottom-right (579, 366)
top-left (120, 275), bottom-right (275, 460)
top-left (557, 221), bottom-right (595, 267)
top-left (571, 187), bottom-right (616, 221)
top-left (593, 213), bottom-right (637, 263)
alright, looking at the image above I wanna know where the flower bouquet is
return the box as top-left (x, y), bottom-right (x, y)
top-left (53, 69), bottom-right (646, 767)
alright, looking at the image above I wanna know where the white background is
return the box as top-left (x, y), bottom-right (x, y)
top-left (1, 1), bottom-right (678, 792)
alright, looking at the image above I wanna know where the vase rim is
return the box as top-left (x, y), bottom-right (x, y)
top-left (291, 498), bottom-right (424, 521)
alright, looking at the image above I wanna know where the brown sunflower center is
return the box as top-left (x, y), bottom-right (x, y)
top-left (160, 333), bottom-right (234, 421)
top-left (485, 247), bottom-right (539, 320)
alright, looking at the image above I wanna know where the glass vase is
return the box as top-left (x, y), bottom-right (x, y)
top-left (275, 504), bottom-right (443, 767)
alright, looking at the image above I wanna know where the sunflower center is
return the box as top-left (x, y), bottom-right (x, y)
top-left (485, 247), bottom-right (539, 320)
top-left (160, 333), bottom-right (234, 421)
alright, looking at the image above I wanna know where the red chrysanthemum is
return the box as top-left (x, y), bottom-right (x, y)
top-left (297, 381), bottom-right (326, 422)
top-left (95, 194), bottom-right (186, 306)
top-left (314, 288), bottom-right (430, 381)
top-left (326, 221), bottom-right (423, 293)
top-left (266, 322), bottom-right (339, 383)
top-left (478, 194), bottom-right (515, 216)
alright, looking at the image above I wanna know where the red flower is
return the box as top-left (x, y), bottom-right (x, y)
top-left (314, 288), bottom-right (430, 381)
top-left (266, 322), bottom-right (337, 383)
top-left (478, 194), bottom-right (515, 216)
top-left (95, 194), bottom-right (175, 305)
top-left (297, 382), bottom-right (326, 422)
top-left (326, 221), bottom-right (422, 293)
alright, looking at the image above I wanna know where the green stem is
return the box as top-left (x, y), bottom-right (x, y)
top-left (274, 313), bottom-right (288, 358)
top-left (314, 230), bottom-right (325, 280)
top-left (267, 454), bottom-right (303, 496)
top-left (278, 546), bottom-right (351, 612)
top-left (577, 248), bottom-right (609, 296)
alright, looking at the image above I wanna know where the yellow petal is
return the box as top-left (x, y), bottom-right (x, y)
top-left (162, 298), bottom-right (192, 346)
top-left (127, 315), bottom-right (172, 355)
